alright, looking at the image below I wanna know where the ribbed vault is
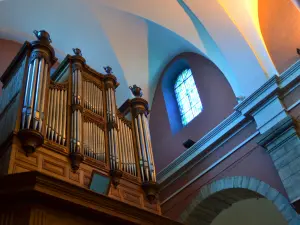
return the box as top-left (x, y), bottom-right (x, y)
top-left (0, 0), bottom-right (295, 107)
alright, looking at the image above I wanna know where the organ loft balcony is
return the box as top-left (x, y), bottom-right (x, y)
top-left (0, 30), bottom-right (180, 225)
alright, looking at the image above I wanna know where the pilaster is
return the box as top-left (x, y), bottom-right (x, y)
top-left (257, 117), bottom-right (300, 203)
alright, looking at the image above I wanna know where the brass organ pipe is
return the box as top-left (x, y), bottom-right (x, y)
top-left (33, 58), bottom-right (44, 130)
top-left (90, 122), bottom-right (93, 157)
top-left (79, 111), bottom-right (82, 149)
top-left (87, 122), bottom-right (90, 156)
top-left (108, 130), bottom-right (113, 168)
top-left (139, 114), bottom-right (152, 181)
top-left (78, 70), bottom-right (81, 104)
top-left (99, 128), bottom-right (102, 161)
top-left (71, 114), bottom-right (74, 152)
top-left (89, 82), bottom-right (92, 111)
top-left (55, 90), bottom-right (60, 141)
top-left (75, 70), bottom-right (78, 104)
top-left (97, 85), bottom-right (100, 114)
top-left (96, 85), bottom-right (99, 114)
top-left (39, 62), bottom-right (48, 132)
top-left (109, 89), bottom-right (113, 121)
top-left (95, 85), bottom-right (98, 113)
top-left (47, 89), bottom-right (53, 137)
top-left (118, 118), bottom-right (125, 170)
top-left (27, 58), bottom-right (39, 129)
top-left (107, 88), bottom-right (110, 120)
top-left (51, 89), bottom-right (57, 140)
top-left (58, 90), bottom-right (62, 144)
top-left (86, 122), bottom-right (89, 156)
top-left (111, 89), bottom-right (116, 120)
top-left (117, 118), bottom-right (121, 168)
top-left (129, 129), bottom-right (137, 175)
top-left (62, 90), bottom-right (67, 145)
top-left (100, 89), bottom-right (102, 115)
top-left (102, 129), bottom-right (105, 161)
top-left (129, 126), bottom-right (135, 175)
top-left (142, 114), bottom-right (156, 181)
top-left (98, 128), bottom-right (100, 160)
top-left (122, 122), bottom-right (128, 172)
top-left (91, 84), bottom-right (94, 112)
top-left (72, 70), bottom-right (75, 104)
top-left (85, 81), bottom-right (87, 108)
top-left (100, 89), bottom-right (102, 116)
top-left (22, 62), bottom-right (33, 129)
top-left (93, 84), bottom-right (96, 112)
top-left (106, 89), bottom-right (110, 121)
top-left (46, 89), bottom-right (50, 136)
top-left (83, 122), bottom-right (85, 155)
top-left (127, 126), bottom-right (134, 175)
top-left (75, 110), bottom-right (78, 150)
top-left (137, 115), bottom-right (149, 181)
top-left (87, 81), bottom-right (89, 108)
top-left (93, 123), bottom-right (96, 158)
top-left (112, 128), bottom-right (117, 169)
top-left (116, 127), bottom-right (120, 169)
top-left (125, 124), bottom-right (132, 174)
top-left (134, 118), bottom-right (145, 181)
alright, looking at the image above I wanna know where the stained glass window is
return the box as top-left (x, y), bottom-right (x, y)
top-left (175, 69), bottom-right (203, 126)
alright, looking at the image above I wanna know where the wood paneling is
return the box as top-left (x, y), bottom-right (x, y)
top-left (5, 138), bottom-right (161, 214)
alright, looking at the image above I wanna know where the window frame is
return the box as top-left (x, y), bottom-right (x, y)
top-left (174, 68), bottom-right (203, 126)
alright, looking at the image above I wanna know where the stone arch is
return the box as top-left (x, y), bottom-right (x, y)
top-left (180, 176), bottom-right (299, 225)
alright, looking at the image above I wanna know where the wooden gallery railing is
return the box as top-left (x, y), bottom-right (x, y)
top-left (0, 30), bottom-right (158, 201)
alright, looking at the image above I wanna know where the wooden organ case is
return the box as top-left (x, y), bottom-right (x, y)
top-left (0, 30), bottom-right (180, 225)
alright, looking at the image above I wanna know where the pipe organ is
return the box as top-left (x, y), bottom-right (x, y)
top-left (0, 30), bottom-right (159, 206)
top-left (46, 83), bottom-right (68, 146)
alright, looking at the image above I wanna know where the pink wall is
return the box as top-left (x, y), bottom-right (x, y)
top-left (259, 0), bottom-right (300, 73)
top-left (160, 122), bottom-right (288, 220)
top-left (0, 39), bottom-right (23, 95)
top-left (149, 52), bottom-right (237, 172)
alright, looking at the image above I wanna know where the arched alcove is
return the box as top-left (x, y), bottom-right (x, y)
top-left (150, 52), bottom-right (237, 172)
top-left (180, 176), bottom-right (299, 225)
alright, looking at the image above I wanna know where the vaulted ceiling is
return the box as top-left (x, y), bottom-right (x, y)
top-left (0, 0), bottom-right (297, 106)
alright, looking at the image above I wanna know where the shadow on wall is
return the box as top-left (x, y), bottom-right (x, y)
top-left (258, 0), bottom-right (300, 73)
top-left (0, 39), bottom-right (23, 95)
top-left (149, 52), bottom-right (237, 172)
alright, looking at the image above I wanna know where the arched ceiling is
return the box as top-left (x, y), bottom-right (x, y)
top-left (0, 0), bottom-right (281, 107)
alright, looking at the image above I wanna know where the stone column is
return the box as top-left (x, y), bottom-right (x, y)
top-left (258, 117), bottom-right (300, 205)
top-left (19, 30), bottom-right (56, 154)
top-left (69, 48), bottom-right (85, 171)
top-left (129, 85), bottom-right (158, 202)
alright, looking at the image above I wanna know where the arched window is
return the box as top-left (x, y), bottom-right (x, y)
top-left (174, 68), bottom-right (203, 125)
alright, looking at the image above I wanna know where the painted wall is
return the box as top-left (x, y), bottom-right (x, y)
top-left (159, 122), bottom-right (288, 220)
top-left (149, 52), bottom-right (237, 172)
top-left (259, 0), bottom-right (300, 73)
top-left (0, 39), bottom-right (23, 95)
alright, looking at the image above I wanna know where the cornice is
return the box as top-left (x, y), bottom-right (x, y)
top-left (0, 171), bottom-right (182, 225)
